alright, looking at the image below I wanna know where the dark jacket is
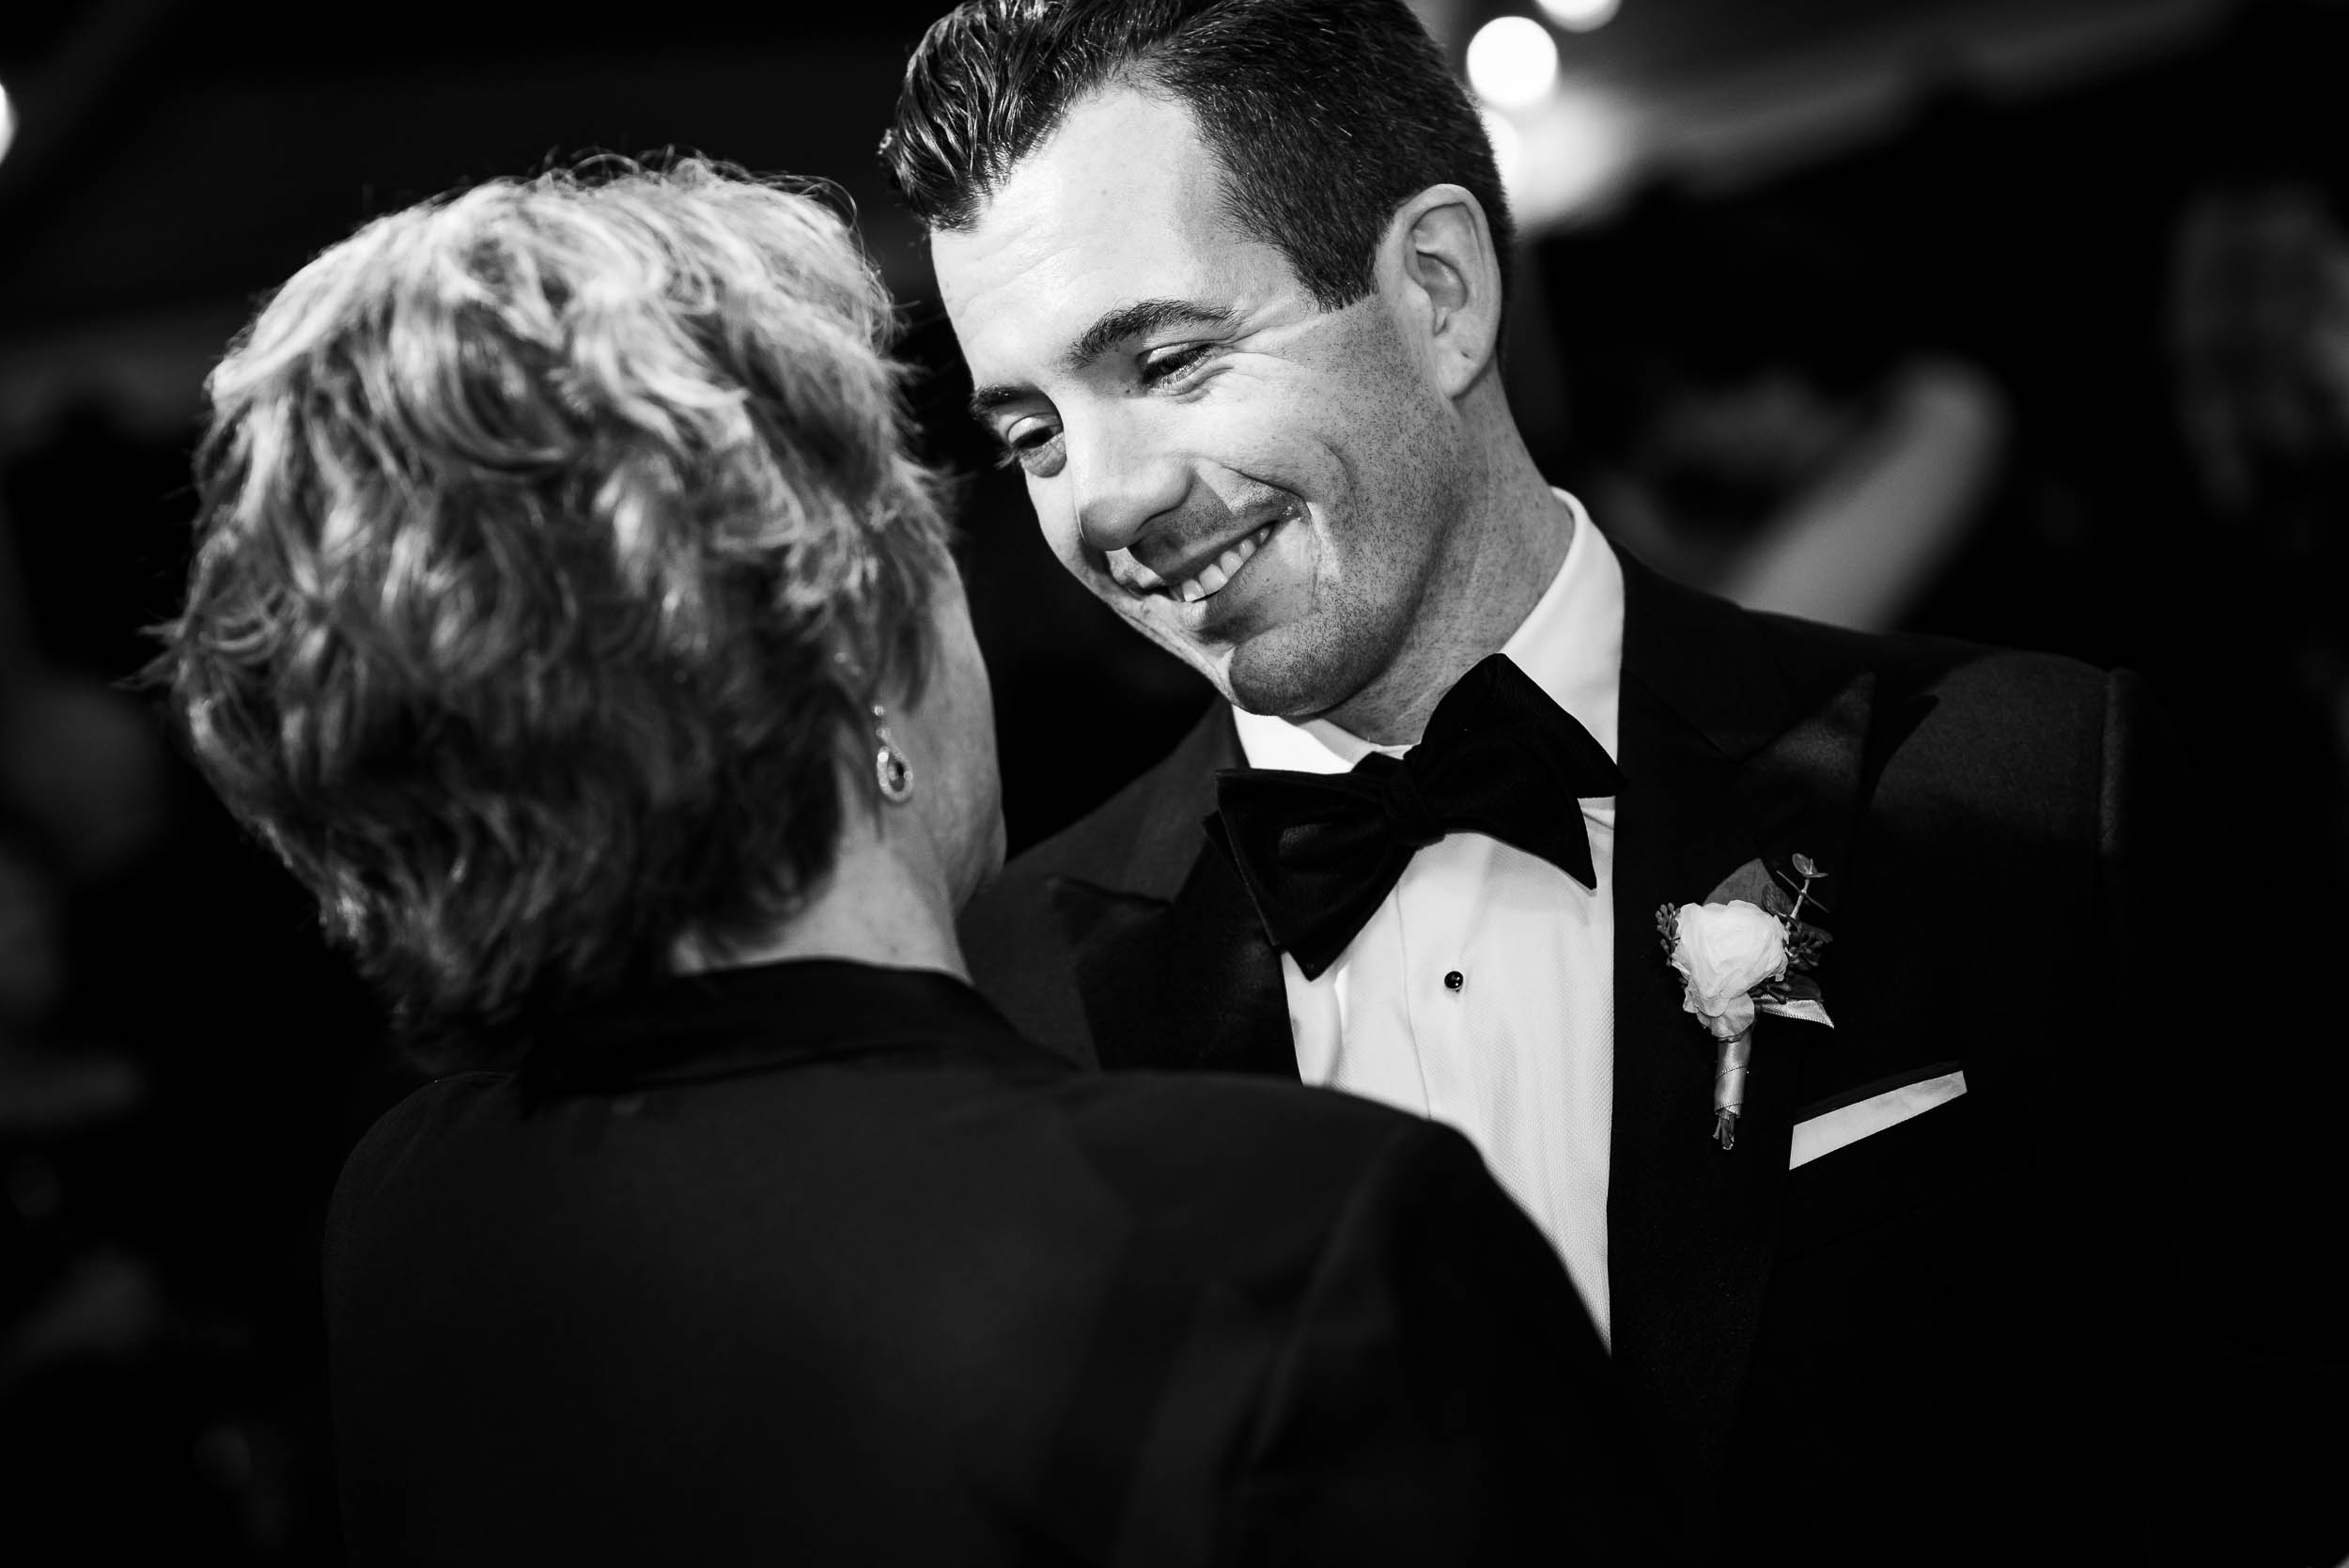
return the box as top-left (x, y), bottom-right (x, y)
top-left (962, 546), bottom-right (2203, 1566)
top-left (326, 958), bottom-right (1652, 1566)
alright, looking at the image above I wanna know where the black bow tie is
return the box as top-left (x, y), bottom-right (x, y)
top-left (1208, 654), bottom-right (1621, 981)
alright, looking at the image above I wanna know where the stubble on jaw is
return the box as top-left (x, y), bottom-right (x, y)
top-left (1081, 463), bottom-right (1458, 733)
top-left (1232, 319), bottom-right (1470, 737)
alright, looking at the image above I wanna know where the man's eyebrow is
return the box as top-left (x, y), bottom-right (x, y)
top-left (1062, 299), bottom-right (1237, 374)
top-left (965, 299), bottom-right (1237, 426)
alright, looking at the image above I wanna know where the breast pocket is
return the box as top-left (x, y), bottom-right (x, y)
top-left (1776, 1088), bottom-right (2028, 1260)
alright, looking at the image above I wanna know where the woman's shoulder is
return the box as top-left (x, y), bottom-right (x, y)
top-left (1044, 1067), bottom-right (1436, 1157)
top-left (1025, 1070), bottom-right (1490, 1242)
top-left (324, 1071), bottom-right (520, 1242)
top-left (322, 1045), bottom-right (1495, 1323)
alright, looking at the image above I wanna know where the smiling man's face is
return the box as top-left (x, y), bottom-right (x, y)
top-left (930, 87), bottom-right (1469, 725)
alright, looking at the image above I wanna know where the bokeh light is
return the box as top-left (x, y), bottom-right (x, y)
top-left (0, 80), bottom-right (16, 170)
top-left (1537, 0), bottom-right (1622, 33)
top-left (1499, 84), bottom-right (1635, 228)
top-left (1466, 16), bottom-right (1560, 111)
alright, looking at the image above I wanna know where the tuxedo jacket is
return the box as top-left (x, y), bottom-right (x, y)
top-left (325, 959), bottom-right (1656, 1567)
top-left (963, 550), bottom-right (2198, 1566)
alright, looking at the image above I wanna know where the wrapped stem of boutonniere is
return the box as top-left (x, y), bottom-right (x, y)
top-left (1657, 855), bottom-right (1837, 1150)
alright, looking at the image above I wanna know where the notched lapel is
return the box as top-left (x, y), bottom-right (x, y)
top-left (1042, 705), bottom-right (1297, 1080)
top-left (1606, 552), bottom-right (1877, 1550)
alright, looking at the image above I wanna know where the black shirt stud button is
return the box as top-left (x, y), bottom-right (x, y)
top-left (1443, 970), bottom-right (1465, 992)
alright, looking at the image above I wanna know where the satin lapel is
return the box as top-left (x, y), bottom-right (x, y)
top-left (1606, 552), bottom-right (1875, 1552)
top-left (1048, 706), bottom-right (1299, 1080)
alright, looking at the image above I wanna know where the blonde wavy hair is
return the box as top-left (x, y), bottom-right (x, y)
top-left (158, 157), bottom-right (952, 1058)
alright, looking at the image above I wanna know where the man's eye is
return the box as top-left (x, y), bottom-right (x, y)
top-left (995, 418), bottom-right (1066, 478)
top-left (1139, 343), bottom-right (1214, 388)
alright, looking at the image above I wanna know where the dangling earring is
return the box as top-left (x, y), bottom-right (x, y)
top-left (871, 704), bottom-right (914, 803)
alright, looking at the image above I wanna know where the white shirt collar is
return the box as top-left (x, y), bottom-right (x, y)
top-left (1232, 489), bottom-right (1625, 776)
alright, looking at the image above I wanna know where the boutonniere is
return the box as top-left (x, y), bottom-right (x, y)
top-left (1655, 853), bottom-right (1836, 1151)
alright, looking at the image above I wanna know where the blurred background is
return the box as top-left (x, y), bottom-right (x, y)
top-left (0, 0), bottom-right (2341, 1560)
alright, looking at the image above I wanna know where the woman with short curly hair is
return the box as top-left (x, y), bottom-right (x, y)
top-left (168, 158), bottom-right (969, 1055)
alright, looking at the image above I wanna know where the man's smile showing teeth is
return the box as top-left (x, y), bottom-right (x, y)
top-left (1173, 522), bottom-right (1274, 603)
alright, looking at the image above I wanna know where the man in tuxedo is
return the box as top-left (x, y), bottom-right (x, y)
top-left (887, 3), bottom-right (2208, 1561)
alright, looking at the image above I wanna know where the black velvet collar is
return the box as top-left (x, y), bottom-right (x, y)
top-left (516, 958), bottom-right (1048, 1094)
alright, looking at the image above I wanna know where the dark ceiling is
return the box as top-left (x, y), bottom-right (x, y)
top-left (0, 0), bottom-right (976, 336)
top-left (0, 0), bottom-right (2269, 348)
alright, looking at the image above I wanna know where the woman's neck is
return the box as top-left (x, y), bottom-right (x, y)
top-left (671, 825), bottom-right (968, 982)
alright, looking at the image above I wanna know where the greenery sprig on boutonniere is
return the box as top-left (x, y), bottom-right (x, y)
top-left (1657, 854), bottom-right (1836, 1150)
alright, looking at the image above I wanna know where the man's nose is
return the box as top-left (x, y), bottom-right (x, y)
top-left (1067, 409), bottom-right (1189, 557)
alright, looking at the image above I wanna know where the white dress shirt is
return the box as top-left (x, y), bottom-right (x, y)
top-left (1232, 493), bottom-right (1624, 1343)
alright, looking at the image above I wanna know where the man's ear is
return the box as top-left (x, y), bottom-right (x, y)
top-left (1384, 183), bottom-right (1503, 399)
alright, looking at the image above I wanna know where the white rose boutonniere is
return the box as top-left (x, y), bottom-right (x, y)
top-left (1666, 901), bottom-right (1787, 1041)
top-left (1657, 854), bottom-right (1837, 1150)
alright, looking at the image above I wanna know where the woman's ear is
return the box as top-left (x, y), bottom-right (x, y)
top-left (1385, 182), bottom-right (1504, 399)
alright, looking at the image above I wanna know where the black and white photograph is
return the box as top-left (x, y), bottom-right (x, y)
top-left (0, 0), bottom-right (2341, 1561)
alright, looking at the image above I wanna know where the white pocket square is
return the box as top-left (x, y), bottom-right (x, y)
top-left (1787, 1069), bottom-right (1968, 1170)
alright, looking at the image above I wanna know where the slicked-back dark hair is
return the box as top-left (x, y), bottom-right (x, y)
top-left (157, 159), bottom-right (952, 1063)
top-left (882, 0), bottom-right (1514, 311)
